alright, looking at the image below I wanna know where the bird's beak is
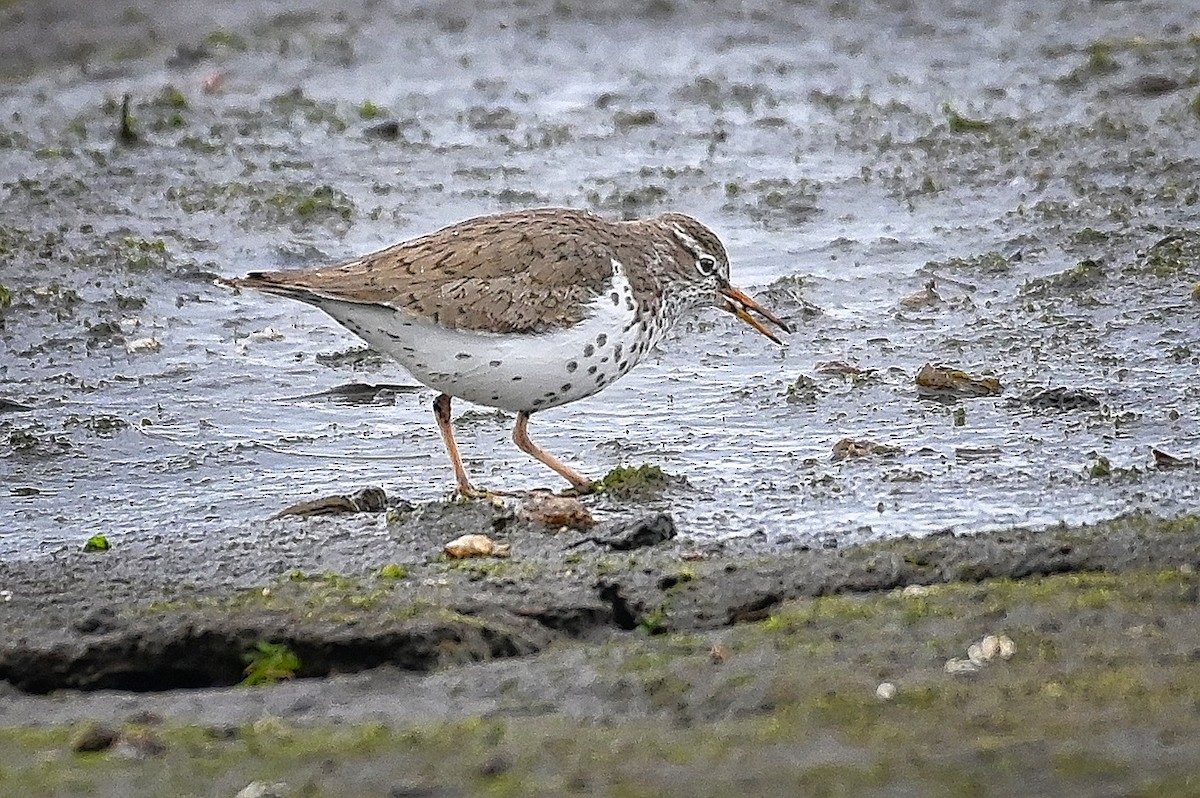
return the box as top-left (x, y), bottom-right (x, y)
top-left (719, 285), bottom-right (791, 345)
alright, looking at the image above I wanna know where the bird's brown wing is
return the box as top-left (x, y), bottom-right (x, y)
top-left (224, 209), bottom-right (635, 334)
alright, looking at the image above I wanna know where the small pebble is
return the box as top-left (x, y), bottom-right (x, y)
top-left (235, 782), bottom-right (290, 798)
top-left (125, 336), bottom-right (161, 354)
top-left (72, 722), bottom-right (120, 753)
top-left (875, 681), bottom-right (897, 701)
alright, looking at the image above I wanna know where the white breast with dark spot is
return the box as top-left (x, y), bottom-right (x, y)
top-left (318, 259), bottom-right (669, 413)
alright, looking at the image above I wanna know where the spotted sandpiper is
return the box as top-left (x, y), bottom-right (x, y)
top-left (221, 208), bottom-right (789, 495)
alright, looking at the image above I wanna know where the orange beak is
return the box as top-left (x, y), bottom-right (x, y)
top-left (719, 285), bottom-right (791, 345)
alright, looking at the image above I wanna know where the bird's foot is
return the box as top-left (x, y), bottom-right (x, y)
top-left (558, 481), bottom-right (600, 498)
top-left (453, 485), bottom-right (517, 501)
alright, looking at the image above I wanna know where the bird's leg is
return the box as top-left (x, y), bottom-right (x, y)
top-left (512, 411), bottom-right (595, 493)
top-left (433, 394), bottom-right (483, 498)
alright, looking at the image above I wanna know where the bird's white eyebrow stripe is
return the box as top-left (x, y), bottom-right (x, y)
top-left (671, 225), bottom-right (716, 262)
top-left (671, 225), bottom-right (700, 250)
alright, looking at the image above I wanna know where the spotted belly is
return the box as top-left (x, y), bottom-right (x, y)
top-left (316, 291), bottom-right (667, 414)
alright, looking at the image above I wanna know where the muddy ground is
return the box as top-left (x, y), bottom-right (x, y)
top-left (2, 0), bottom-right (1200, 795)
top-left (2, 507), bottom-right (1200, 796)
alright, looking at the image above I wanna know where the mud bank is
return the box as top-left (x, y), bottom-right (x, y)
top-left (1, 508), bottom-right (1200, 796)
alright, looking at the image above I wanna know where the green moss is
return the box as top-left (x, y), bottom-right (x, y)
top-left (268, 88), bottom-right (347, 132)
top-left (662, 568), bottom-right (697, 590)
top-left (151, 112), bottom-right (186, 131)
top-left (117, 236), bottom-right (170, 270)
top-left (926, 251), bottom-right (1012, 275)
top-left (445, 559), bottom-right (511, 578)
top-left (358, 100), bottom-right (385, 119)
top-left (639, 604), bottom-right (669, 635)
top-left (786, 374), bottom-right (821, 404)
top-left (375, 563), bottom-right (409, 580)
top-left (82, 534), bottom-right (110, 552)
top-left (151, 85), bottom-right (188, 110)
top-left (63, 414), bottom-right (129, 436)
top-left (1069, 227), bottom-right (1114, 246)
top-left (599, 464), bottom-right (672, 499)
top-left (204, 30), bottom-right (248, 51)
top-left (1071, 585), bottom-right (1114, 609)
top-left (268, 184), bottom-right (354, 223)
top-left (178, 134), bottom-right (223, 154)
top-left (1060, 41), bottom-right (1121, 87)
top-left (1052, 750), bottom-right (1130, 780)
top-left (241, 641), bottom-right (300, 686)
top-left (942, 103), bottom-right (991, 133)
top-left (1136, 231), bottom-right (1200, 278)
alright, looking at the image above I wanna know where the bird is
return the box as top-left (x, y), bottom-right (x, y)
top-left (220, 208), bottom-right (789, 496)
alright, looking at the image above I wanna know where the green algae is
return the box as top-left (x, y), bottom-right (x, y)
top-left (240, 642), bottom-right (301, 686)
top-left (598, 464), bottom-right (672, 500)
top-left (942, 103), bottom-right (992, 133)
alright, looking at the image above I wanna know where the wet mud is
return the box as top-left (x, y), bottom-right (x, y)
top-left (1, 0), bottom-right (1200, 794)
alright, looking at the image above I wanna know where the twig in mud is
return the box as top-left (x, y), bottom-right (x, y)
top-left (118, 93), bottom-right (138, 145)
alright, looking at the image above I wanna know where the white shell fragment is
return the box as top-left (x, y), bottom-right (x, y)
top-left (246, 326), bottom-right (285, 342)
top-left (236, 326), bottom-right (286, 354)
top-left (875, 681), bottom-right (897, 701)
top-left (125, 336), bottom-right (161, 354)
top-left (946, 633), bottom-right (1015, 675)
top-left (944, 658), bottom-right (981, 675)
top-left (235, 782), bottom-right (290, 798)
top-left (444, 533), bottom-right (511, 559)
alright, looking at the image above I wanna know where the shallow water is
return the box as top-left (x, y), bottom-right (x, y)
top-left (1, 0), bottom-right (1198, 557)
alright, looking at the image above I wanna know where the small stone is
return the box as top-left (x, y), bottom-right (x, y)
top-left (272, 486), bottom-right (388, 519)
top-left (235, 782), bottom-right (291, 798)
top-left (444, 533), bottom-right (510, 559)
top-left (113, 729), bottom-right (166, 759)
top-left (898, 280), bottom-right (940, 309)
top-left (831, 438), bottom-right (901, 461)
top-left (602, 514), bottom-right (676, 550)
top-left (875, 682), bottom-right (897, 701)
top-left (73, 606), bottom-right (120, 635)
top-left (364, 119), bottom-right (402, 140)
top-left (72, 722), bottom-right (120, 753)
top-left (915, 363), bottom-right (1002, 398)
top-left (477, 753), bottom-right (512, 778)
top-left (518, 492), bottom-right (594, 530)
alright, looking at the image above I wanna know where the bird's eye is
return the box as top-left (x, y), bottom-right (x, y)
top-left (696, 256), bottom-right (718, 276)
